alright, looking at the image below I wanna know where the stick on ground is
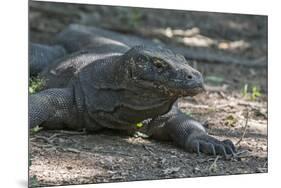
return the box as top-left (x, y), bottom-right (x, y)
top-left (236, 109), bottom-right (249, 146)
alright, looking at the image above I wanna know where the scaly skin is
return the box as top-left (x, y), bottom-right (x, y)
top-left (29, 25), bottom-right (236, 158)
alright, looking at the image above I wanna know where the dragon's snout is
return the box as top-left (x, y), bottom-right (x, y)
top-left (172, 67), bottom-right (205, 97)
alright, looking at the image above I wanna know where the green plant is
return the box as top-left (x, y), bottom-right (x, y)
top-left (30, 125), bottom-right (43, 134)
top-left (224, 114), bottom-right (238, 127)
top-left (135, 122), bottom-right (143, 128)
top-left (29, 77), bottom-right (45, 94)
top-left (242, 84), bottom-right (262, 100)
top-left (251, 86), bottom-right (262, 100)
top-left (242, 84), bottom-right (248, 97)
top-left (185, 111), bottom-right (193, 117)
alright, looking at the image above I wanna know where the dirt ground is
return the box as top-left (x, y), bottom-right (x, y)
top-left (29, 1), bottom-right (268, 187)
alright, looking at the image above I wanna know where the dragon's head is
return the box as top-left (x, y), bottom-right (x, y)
top-left (123, 45), bottom-right (204, 97)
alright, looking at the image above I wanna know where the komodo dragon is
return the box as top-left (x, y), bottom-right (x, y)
top-left (29, 24), bottom-right (236, 157)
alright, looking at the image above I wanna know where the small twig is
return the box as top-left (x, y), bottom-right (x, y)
top-left (208, 156), bottom-right (220, 172)
top-left (263, 161), bottom-right (268, 168)
top-left (237, 101), bottom-right (263, 108)
top-left (235, 154), bottom-right (254, 159)
top-left (94, 150), bottom-right (133, 157)
top-left (213, 156), bottom-right (221, 163)
top-left (58, 130), bottom-right (87, 135)
top-left (235, 150), bottom-right (249, 156)
top-left (30, 142), bottom-right (53, 148)
top-left (31, 132), bottom-right (66, 144)
top-left (236, 110), bottom-right (249, 146)
top-left (30, 141), bottom-right (59, 152)
top-left (208, 156), bottom-right (222, 162)
top-left (33, 130), bottom-right (86, 139)
top-left (48, 133), bottom-right (63, 140)
top-left (143, 145), bottom-right (155, 155)
top-left (218, 91), bottom-right (227, 99)
top-left (231, 150), bottom-right (253, 159)
top-left (62, 147), bottom-right (81, 153)
top-left (32, 135), bottom-right (54, 144)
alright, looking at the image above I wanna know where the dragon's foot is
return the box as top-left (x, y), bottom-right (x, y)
top-left (186, 133), bottom-right (236, 159)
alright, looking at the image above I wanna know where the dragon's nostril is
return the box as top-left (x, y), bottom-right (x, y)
top-left (187, 75), bottom-right (193, 79)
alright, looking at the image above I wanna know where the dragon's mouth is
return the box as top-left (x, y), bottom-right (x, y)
top-left (133, 79), bottom-right (204, 97)
top-left (177, 86), bottom-right (205, 97)
top-left (156, 83), bottom-right (205, 97)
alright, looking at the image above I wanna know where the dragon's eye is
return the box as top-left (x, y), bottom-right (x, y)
top-left (153, 59), bottom-right (166, 69)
